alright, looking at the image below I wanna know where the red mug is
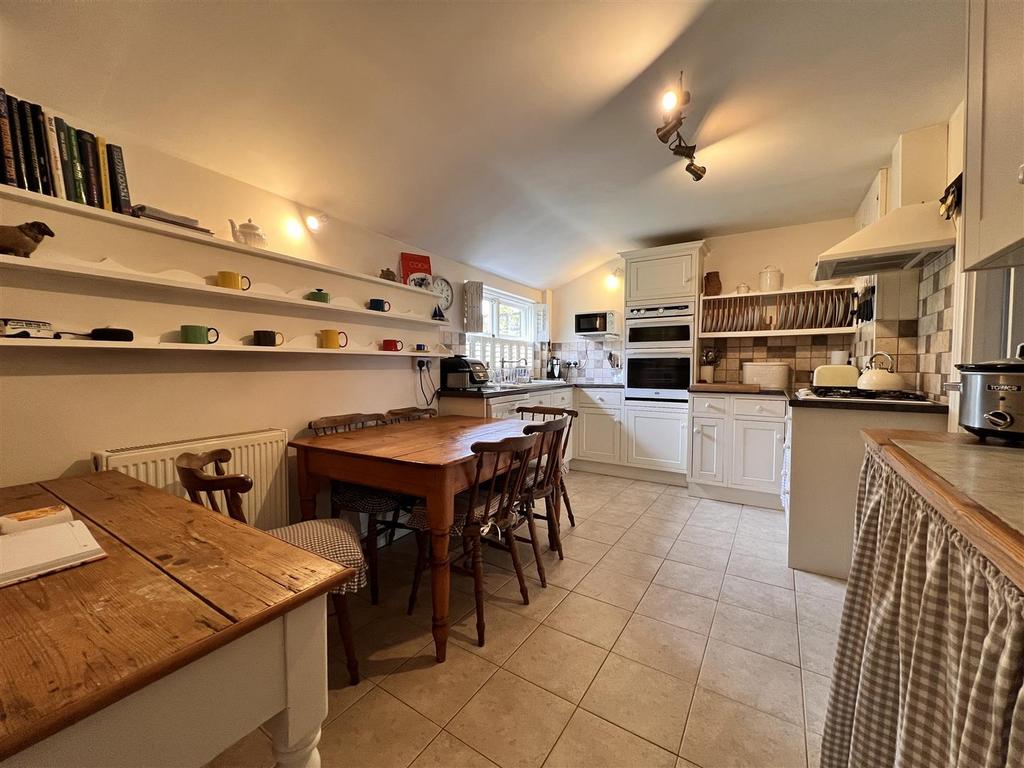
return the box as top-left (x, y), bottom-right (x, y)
top-left (381, 339), bottom-right (404, 352)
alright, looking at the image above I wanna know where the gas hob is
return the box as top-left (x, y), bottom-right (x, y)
top-left (796, 386), bottom-right (934, 404)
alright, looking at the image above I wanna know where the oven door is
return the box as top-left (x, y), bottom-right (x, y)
top-left (624, 350), bottom-right (692, 401)
top-left (624, 316), bottom-right (694, 350)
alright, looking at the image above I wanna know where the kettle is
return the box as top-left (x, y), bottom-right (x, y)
top-left (229, 218), bottom-right (269, 249)
top-left (857, 352), bottom-right (906, 391)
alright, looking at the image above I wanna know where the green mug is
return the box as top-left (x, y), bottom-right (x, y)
top-left (181, 325), bottom-right (219, 344)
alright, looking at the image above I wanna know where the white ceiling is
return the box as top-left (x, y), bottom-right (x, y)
top-left (1, 1), bottom-right (965, 288)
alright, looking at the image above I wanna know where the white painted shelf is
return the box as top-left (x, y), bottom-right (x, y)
top-left (0, 337), bottom-right (445, 357)
top-left (699, 326), bottom-right (857, 339)
top-left (0, 185), bottom-right (436, 298)
top-left (700, 284), bottom-right (853, 301)
top-left (0, 255), bottom-right (447, 328)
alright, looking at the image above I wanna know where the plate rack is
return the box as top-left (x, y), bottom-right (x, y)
top-left (701, 286), bottom-right (857, 337)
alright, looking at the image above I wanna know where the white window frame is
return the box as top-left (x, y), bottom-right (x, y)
top-left (467, 287), bottom-right (537, 380)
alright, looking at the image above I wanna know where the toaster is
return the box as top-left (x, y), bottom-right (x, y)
top-left (812, 364), bottom-right (860, 387)
top-left (441, 355), bottom-right (490, 389)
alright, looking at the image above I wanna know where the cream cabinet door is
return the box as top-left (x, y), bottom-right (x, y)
top-left (624, 407), bottom-right (687, 473)
top-left (963, 0), bottom-right (1024, 270)
top-left (576, 408), bottom-right (621, 464)
top-left (689, 416), bottom-right (725, 485)
top-left (625, 251), bottom-right (695, 303)
top-left (730, 418), bottom-right (785, 494)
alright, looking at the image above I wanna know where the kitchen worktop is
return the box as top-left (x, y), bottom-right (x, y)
top-left (689, 385), bottom-right (791, 398)
top-left (439, 382), bottom-right (622, 399)
top-left (791, 394), bottom-right (949, 414)
top-left (863, 429), bottom-right (1024, 588)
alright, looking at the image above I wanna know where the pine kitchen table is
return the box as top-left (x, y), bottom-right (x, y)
top-left (0, 471), bottom-right (352, 768)
top-left (290, 415), bottom-right (537, 663)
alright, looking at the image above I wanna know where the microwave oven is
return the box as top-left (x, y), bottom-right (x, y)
top-left (574, 311), bottom-right (618, 338)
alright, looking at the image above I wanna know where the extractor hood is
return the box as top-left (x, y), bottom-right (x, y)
top-left (814, 202), bottom-right (956, 280)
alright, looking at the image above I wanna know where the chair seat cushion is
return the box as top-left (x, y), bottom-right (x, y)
top-left (331, 481), bottom-right (405, 516)
top-left (407, 487), bottom-right (523, 537)
top-left (268, 518), bottom-right (368, 595)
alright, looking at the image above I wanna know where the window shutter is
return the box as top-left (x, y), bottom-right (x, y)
top-left (463, 281), bottom-right (484, 333)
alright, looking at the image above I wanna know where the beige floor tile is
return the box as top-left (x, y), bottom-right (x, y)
top-left (653, 560), bottom-right (724, 600)
top-left (740, 505), bottom-right (788, 525)
top-left (597, 545), bottom-right (664, 582)
top-left (377, 580), bottom-right (479, 632)
top-left (630, 515), bottom-right (685, 540)
top-left (452, 563), bottom-right (517, 597)
top-left (503, 625), bottom-right (607, 703)
top-left (653, 495), bottom-right (700, 513)
top-left (574, 566), bottom-right (650, 610)
top-left (410, 731), bottom-right (499, 768)
top-left (794, 570), bottom-right (848, 602)
top-left (380, 642), bottom-right (498, 726)
top-left (483, 539), bottom-right (537, 569)
top-left (807, 730), bottom-right (823, 768)
top-left (659, 484), bottom-right (692, 497)
top-left (719, 575), bottom-right (797, 622)
top-left (536, 550), bottom-right (593, 589)
top-left (570, 519), bottom-right (627, 546)
top-left (796, 591), bottom-right (845, 634)
top-left (798, 624), bottom-right (839, 678)
top-left (325, 656), bottom-right (375, 725)
top-left (677, 524), bottom-right (735, 550)
top-left (205, 729), bottom-right (274, 768)
top-left (802, 669), bottom-right (831, 735)
top-left (489, 576), bottom-right (569, 622)
top-left (676, 759), bottom-right (701, 768)
top-left (727, 552), bottom-right (795, 589)
top-left (710, 602), bottom-right (800, 664)
top-left (735, 519), bottom-right (789, 543)
top-left (688, 501), bottom-right (742, 532)
top-left (629, 481), bottom-right (670, 495)
top-left (544, 709), bottom-right (677, 768)
top-left (731, 533), bottom-right (790, 564)
top-left (616, 528), bottom-right (676, 558)
top-left (318, 687), bottom-right (439, 768)
top-left (451, 601), bottom-right (540, 665)
top-left (581, 653), bottom-right (694, 753)
top-left (559, 534), bottom-right (613, 564)
top-left (543, 592), bottom-right (631, 650)
top-left (591, 507), bottom-right (645, 527)
top-left (448, 670), bottom-right (574, 768)
top-left (642, 505), bottom-right (694, 525)
top-left (354, 614), bottom-right (436, 682)
top-left (611, 615), bottom-right (707, 684)
top-left (608, 489), bottom-right (662, 509)
top-left (698, 640), bottom-right (804, 725)
top-left (665, 540), bottom-right (731, 572)
top-left (635, 583), bottom-right (717, 635)
top-left (680, 688), bottom-right (806, 768)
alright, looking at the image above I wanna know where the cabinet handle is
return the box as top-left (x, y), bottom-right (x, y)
top-left (1019, 164), bottom-right (1024, 185)
top-left (597, 396), bottom-right (604, 402)
top-left (756, 405), bottom-right (764, 412)
top-left (693, 426), bottom-right (701, 434)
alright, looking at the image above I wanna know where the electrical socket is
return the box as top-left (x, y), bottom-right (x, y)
top-left (412, 357), bottom-right (432, 371)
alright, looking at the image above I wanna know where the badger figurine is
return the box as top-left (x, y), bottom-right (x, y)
top-left (0, 221), bottom-right (55, 258)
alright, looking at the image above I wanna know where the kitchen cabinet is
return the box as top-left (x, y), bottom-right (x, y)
top-left (963, 0), bottom-right (1024, 270)
top-left (620, 241), bottom-right (706, 303)
top-left (576, 407), bottom-right (621, 464)
top-left (730, 418), bottom-right (785, 494)
top-left (690, 416), bottom-right (725, 485)
top-left (623, 405), bottom-right (688, 473)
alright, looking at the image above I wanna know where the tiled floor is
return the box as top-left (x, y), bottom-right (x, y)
top-left (209, 472), bottom-right (846, 768)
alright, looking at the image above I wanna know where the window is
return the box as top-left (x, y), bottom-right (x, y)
top-left (467, 287), bottom-right (537, 381)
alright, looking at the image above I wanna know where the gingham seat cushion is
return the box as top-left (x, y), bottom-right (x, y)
top-left (268, 518), bottom-right (368, 595)
top-left (331, 480), bottom-right (405, 516)
top-left (407, 486), bottom-right (522, 536)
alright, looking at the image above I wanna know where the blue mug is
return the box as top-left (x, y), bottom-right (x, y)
top-left (368, 298), bottom-right (391, 312)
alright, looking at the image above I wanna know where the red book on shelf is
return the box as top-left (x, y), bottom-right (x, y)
top-left (399, 252), bottom-right (432, 290)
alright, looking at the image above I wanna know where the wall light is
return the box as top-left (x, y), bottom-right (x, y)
top-left (305, 213), bottom-right (327, 233)
top-left (284, 217), bottom-right (305, 241)
top-left (604, 267), bottom-right (624, 290)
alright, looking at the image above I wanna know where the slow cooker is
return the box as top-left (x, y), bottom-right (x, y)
top-left (945, 343), bottom-right (1024, 442)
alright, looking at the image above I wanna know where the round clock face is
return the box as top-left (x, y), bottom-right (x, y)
top-left (432, 276), bottom-right (454, 309)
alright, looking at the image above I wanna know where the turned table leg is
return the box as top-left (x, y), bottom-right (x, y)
top-left (427, 487), bottom-right (454, 663)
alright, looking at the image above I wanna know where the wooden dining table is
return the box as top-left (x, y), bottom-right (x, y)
top-left (289, 415), bottom-right (541, 662)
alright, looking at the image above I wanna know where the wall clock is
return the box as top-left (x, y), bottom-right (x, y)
top-left (432, 276), bottom-right (454, 310)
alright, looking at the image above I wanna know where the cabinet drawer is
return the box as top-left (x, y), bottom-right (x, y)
top-left (576, 388), bottom-right (623, 408)
top-left (548, 388), bottom-right (573, 408)
top-left (733, 397), bottom-right (787, 419)
top-left (691, 395), bottom-right (727, 417)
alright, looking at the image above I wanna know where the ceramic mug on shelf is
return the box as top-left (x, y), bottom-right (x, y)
top-left (318, 329), bottom-right (349, 349)
top-left (253, 330), bottom-right (285, 347)
top-left (381, 339), bottom-right (404, 352)
top-left (368, 298), bottom-right (392, 312)
top-left (181, 325), bottom-right (219, 344)
top-left (217, 271), bottom-right (252, 291)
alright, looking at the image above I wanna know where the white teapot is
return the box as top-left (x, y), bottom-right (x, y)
top-left (229, 218), bottom-right (269, 249)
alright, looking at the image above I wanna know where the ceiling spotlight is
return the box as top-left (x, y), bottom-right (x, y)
top-left (656, 113), bottom-right (683, 144)
top-left (305, 214), bottom-right (326, 232)
top-left (661, 89), bottom-right (678, 113)
top-left (685, 162), bottom-right (706, 182)
top-left (654, 70), bottom-right (706, 182)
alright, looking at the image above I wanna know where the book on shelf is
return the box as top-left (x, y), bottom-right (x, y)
top-left (107, 143), bottom-right (131, 214)
top-left (17, 100), bottom-right (41, 193)
top-left (76, 130), bottom-right (101, 207)
top-left (45, 112), bottom-right (66, 200)
top-left (399, 252), bottom-right (433, 289)
top-left (0, 89), bottom-right (16, 187)
top-left (97, 136), bottom-right (112, 210)
top-left (6, 95), bottom-right (27, 189)
top-left (29, 103), bottom-right (54, 196)
top-left (0, 503), bottom-right (106, 588)
top-left (66, 125), bottom-right (87, 204)
top-left (53, 115), bottom-right (74, 199)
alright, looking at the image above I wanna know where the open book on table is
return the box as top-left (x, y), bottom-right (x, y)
top-left (0, 503), bottom-right (106, 588)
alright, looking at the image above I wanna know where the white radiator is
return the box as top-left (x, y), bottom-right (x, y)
top-left (92, 429), bottom-right (290, 530)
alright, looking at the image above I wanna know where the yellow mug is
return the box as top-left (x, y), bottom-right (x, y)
top-left (217, 271), bottom-right (252, 291)
top-left (318, 329), bottom-right (349, 349)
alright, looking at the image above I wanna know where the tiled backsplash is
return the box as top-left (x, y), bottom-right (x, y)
top-left (706, 334), bottom-right (853, 389)
top-left (549, 339), bottom-right (624, 384)
top-left (916, 250), bottom-right (956, 401)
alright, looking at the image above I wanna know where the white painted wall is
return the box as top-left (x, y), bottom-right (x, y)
top-left (550, 218), bottom-right (856, 341)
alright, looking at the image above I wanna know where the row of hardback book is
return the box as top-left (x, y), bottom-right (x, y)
top-left (0, 87), bottom-right (132, 214)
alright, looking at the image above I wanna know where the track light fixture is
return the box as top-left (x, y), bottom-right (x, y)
top-left (655, 71), bottom-right (705, 182)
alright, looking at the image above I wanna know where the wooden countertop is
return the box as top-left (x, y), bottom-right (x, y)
top-left (0, 471), bottom-right (352, 760)
top-left (862, 430), bottom-right (1024, 590)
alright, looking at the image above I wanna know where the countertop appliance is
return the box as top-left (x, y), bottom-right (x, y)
top-left (812, 364), bottom-right (861, 387)
top-left (945, 344), bottom-right (1024, 441)
top-left (441, 355), bottom-right (490, 390)
top-left (575, 310), bottom-right (618, 338)
top-left (742, 361), bottom-right (791, 389)
top-left (624, 349), bottom-right (691, 402)
top-left (624, 302), bottom-right (694, 350)
top-left (546, 356), bottom-right (561, 380)
top-left (795, 387), bottom-right (933, 405)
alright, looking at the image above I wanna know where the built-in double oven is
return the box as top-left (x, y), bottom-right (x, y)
top-left (624, 301), bottom-right (694, 402)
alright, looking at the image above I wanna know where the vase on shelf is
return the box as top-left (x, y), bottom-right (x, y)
top-left (703, 271), bottom-right (722, 296)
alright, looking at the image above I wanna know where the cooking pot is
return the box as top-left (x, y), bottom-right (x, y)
top-left (857, 352), bottom-right (906, 391)
top-left (944, 343), bottom-right (1024, 441)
